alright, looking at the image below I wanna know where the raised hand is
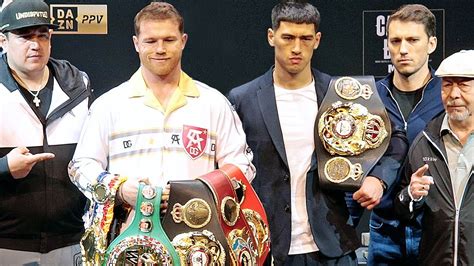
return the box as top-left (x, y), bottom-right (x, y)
top-left (7, 147), bottom-right (55, 179)
top-left (409, 164), bottom-right (434, 200)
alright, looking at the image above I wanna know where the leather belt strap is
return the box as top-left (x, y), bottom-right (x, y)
top-left (198, 165), bottom-right (260, 266)
top-left (104, 184), bottom-right (180, 265)
top-left (162, 179), bottom-right (229, 265)
top-left (315, 76), bottom-right (391, 191)
top-left (219, 164), bottom-right (270, 265)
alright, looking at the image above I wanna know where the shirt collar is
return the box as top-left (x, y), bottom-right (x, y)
top-left (128, 68), bottom-right (200, 98)
top-left (127, 68), bottom-right (200, 115)
top-left (440, 114), bottom-right (451, 136)
top-left (440, 114), bottom-right (467, 144)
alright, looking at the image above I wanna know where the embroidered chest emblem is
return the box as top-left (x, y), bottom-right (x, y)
top-left (182, 125), bottom-right (208, 159)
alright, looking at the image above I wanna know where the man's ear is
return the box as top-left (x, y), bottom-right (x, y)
top-left (0, 33), bottom-right (7, 52)
top-left (313, 32), bottom-right (322, 50)
top-left (48, 29), bottom-right (53, 49)
top-left (132, 35), bottom-right (139, 53)
top-left (267, 28), bottom-right (275, 47)
top-left (181, 33), bottom-right (188, 50)
top-left (427, 36), bottom-right (437, 55)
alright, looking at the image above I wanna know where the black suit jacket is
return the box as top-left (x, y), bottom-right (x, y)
top-left (228, 67), bottom-right (360, 264)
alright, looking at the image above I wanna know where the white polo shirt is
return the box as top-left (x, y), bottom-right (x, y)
top-left (71, 69), bottom-right (254, 199)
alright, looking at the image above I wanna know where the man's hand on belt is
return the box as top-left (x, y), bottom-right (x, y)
top-left (117, 177), bottom-right (149, 207)
top-left (160, 184), bottom-right (170, 215)
top-left (117, 179), bottom-right (170, 214)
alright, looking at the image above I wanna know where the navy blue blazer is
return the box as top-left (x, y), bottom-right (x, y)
top-left (228, 67), bottom-right (360, 264)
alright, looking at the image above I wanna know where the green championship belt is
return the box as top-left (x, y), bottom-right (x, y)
top-left (315, 76), bottom-right (391, 191)
top-left (104, 184), bottom-right (180, 265)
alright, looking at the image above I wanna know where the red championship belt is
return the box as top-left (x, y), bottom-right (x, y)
top-left (219, 165), bottom-right (270, 265)
top-left (198, 165), bottom-right (259, 266)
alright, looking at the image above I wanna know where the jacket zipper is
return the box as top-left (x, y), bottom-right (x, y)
top-left (424, 131), bottom-right (459, 266)
top-left (46, 86), bottom-right (88, 125)
top-left (452, 153), bottom-right (472, 266)
top-left (382, 77), bottom-right (433, 132)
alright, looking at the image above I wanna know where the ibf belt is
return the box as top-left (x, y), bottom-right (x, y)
top-left (219, 164), bottom-right (270, 265)
top-left (315, 76), bottom-right (391, 191)
top-left (104, 184), bottom-right (180, 265)
top-left (198, 165), bottom-right (259, 266)
top-left (162, 180), bottom-right (228, 265)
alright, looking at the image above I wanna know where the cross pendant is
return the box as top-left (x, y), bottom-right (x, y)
top-left (33, 96), bottom-right (41, 107)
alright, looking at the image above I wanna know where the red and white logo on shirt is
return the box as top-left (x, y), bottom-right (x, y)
top-left (182, 125), bottom-right (208, 159)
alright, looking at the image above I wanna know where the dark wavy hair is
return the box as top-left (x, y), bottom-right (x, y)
top-left (271, 0), bottom-right (321, 31)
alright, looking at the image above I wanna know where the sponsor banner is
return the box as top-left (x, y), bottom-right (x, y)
top-left (362, 9), bottom-right (445, 78)
top-left (50, 4), bottom-right (107, 34)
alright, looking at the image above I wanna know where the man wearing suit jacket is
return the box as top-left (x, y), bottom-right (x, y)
top-left (228, 1), bottom-right (362, 265)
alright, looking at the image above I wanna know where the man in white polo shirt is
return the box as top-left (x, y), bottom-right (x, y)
top-left (69, 1), bottom-right (254, 223)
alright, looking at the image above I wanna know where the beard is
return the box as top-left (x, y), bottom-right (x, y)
top-left (446, 100), bottom-right (471, 121)
top-left (447, 110), bottom-right (471, 121)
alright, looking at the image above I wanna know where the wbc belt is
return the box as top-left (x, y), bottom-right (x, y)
top-left (198, 165), bottom-right (259, 266)
top-left (315, 76), bottom-right (391, 191)
top-left (104, 184), bottom-right (180, 265)
top-left (218, 165), bottom-right (270, 265)
top-left (162, 180), bottom-right (228, 265)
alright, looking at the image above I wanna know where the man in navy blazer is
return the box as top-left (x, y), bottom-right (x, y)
top-left (228, 1), bottom-right (360, 265)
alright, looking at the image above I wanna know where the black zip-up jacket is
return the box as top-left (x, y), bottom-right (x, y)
top-left (395, 115), bottom-right (474, 265)
top-left (0, 53), bottom-right (92, 252)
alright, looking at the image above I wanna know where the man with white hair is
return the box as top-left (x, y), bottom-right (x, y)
top-left (395, 50), bottom-right (474, 265)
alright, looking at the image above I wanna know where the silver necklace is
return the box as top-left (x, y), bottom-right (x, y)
top-left (26, 89), bottom-right (41, 107)
top-left (11, 69), bottom-right (48, 108)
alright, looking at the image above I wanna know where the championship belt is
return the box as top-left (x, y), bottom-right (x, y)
top-left (162, 180), bottom-right (228, 265)
top-left (315, 76), bottom-right (391, 191)
top-left (219, 165), bottom-right (270, 265)
top-left (79, 173), bottom-right (127, 266)
top-left (198, 166), bottom-right (259, 266)
top-left (104, 184), bottom-right (180, 265)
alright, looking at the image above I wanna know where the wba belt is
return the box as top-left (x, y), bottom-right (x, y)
top-left (315, 76), bottom-right (391, 191)
top-left (104, 184), bottom-right (180, 265)
top-left (162, 180), bottom-right (228, 265)
top-left (198, 166), bottom-right (260, 266)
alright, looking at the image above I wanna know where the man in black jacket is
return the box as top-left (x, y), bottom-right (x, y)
top-left (395, 50), bottom-right (474, 265)
top-left (228, 1), bottom-right (362, 265)
top-left (0, 0), bottom-right (92, 264)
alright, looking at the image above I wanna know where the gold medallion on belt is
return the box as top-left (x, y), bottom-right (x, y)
top-left (319, 101), bottom-right (387, 156)
top-left (172, 230), bottom-right (226, 265)
top-left (171, 198), bottom-right (212, 229)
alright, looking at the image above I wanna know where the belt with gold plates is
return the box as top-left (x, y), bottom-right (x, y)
top-left (218, 164), bottom-right (270, 265)
top-left (198, 165), bottom-right (261, 265)
top-left (104, 183), bottom-right (180, 265)
top-left (78, 172), bottom-right (128, 266)
top-left (315, 76), bottom-right (391, 191)
top-left (162, 179), bottom-right (228, 265)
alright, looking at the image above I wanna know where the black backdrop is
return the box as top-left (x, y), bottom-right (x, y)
top-left (45, 0), bottom-right (473, 96)
top-left (42, 0), bottom-right (472, 235)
